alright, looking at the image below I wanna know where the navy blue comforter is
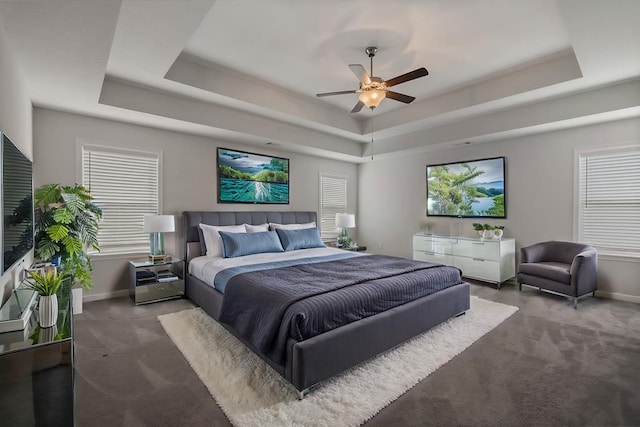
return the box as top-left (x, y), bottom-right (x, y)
top-left (218, 254), bottom-right (462, 366)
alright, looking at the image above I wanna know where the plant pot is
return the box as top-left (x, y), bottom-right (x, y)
top-left (494, 229), bottom-right (504, 239)
top-left (38, 294), bottom-right (58, 328)
top-left (72, 287), bottom-right (83, 315)
top-left (38, 325), bottom-right (58, 343)
top-left (481, 230), bottom-right (493, 239)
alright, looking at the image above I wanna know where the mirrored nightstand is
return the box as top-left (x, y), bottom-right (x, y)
top-left (129, 257), bottom-right (185, 305)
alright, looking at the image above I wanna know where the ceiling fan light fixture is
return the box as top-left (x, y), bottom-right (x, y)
top-left (316, 46), bottom-right (428, 113)
top-left (359, 90), bottom-right (385, 109)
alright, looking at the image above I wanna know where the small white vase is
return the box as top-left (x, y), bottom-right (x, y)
top-left (38, 325), bottom-right (58, 343)
top-left (481, 230), bottom-right (493, 239)
top-left (494, 229), bottom-right (504, 239)
top-left (39, 294), bottom-right (58, 328)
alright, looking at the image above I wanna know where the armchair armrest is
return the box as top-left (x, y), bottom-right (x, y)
top-left (570, 248), bottom-right (598, 295)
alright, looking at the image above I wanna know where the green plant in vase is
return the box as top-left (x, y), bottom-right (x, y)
top-left (34, 183), bottom-right (102, 289)
top-left (472, 223), bottom-right (483, 236)
top-left (25, 268), bottom-right (66, 296)
top-left (25, 268), bottom-right (68, 327)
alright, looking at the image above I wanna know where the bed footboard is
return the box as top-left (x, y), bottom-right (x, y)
top-left (286, 282), bottom-right (470, 392)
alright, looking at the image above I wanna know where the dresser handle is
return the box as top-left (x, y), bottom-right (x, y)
top-left (473, 258), bottom-right (485, 261)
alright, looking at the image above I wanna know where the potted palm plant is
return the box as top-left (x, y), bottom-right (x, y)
top-left (25, 268), bottom-right (67, 327)
top-left (34, 184), bottom-right (101, 313)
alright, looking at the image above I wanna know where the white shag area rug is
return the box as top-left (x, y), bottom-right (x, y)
top-left (158, 296), bottom-right (518, 427)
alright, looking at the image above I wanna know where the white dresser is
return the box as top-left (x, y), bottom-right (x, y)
top-left (413, 233), bottom-right (516, 288)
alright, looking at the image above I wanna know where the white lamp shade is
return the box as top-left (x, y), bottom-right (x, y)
top-left (143, 215), bottom-right (175, 233)
top-left (335, 213), bottom-right (355, 228)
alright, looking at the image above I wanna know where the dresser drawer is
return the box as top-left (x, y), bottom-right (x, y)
top-left (452, 239), bottom-right (500, 261)
top-left (454, 256), bottom-right (500, 283)
top-left (413, 235), bottom-right (452, 254)
top-left (413, 251), bottom-right (453, 266)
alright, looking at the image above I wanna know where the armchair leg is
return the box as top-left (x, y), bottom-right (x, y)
top-left (592, 291), bottom-right (596, 298)
top-left (517, 282), bottom-right (522, 291)
top-left (573, 297), bottom-right (578, 309)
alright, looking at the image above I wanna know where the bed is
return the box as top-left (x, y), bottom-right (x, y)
top-left (183, 211), bottom-right (470, 398)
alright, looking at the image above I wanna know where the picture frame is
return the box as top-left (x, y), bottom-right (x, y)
top-left (217, 147), bottom-right (290, 204)
top-left (426, 156), bottom-right (506, 218)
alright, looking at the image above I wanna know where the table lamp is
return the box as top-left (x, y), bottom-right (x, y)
top-left (143, 214), bottom-right (175, 261)
top-left (335, 213), bottom-right (355, 248)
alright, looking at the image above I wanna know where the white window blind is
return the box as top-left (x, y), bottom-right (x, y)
top-left (320, 174), bottom-right (347, 240)
top-left (82, 145), bottom-right (160, 255)
top-left (578, 148), bottom-right (640, 256)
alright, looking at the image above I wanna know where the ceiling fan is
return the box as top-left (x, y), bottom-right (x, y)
top-left (316, 46), bottom-right (429, 113)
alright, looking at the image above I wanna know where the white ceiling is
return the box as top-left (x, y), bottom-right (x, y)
top-left (0, 0), bottom-right (639, 162)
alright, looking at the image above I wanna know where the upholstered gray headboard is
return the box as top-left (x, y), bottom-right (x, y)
top-left (183, 211), bottom-right (317, 263)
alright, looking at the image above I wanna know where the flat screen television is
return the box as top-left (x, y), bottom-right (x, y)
top-left (426, 156), bottom-right (506, 218)
top-left (217, 147), bottom-right (289, 204)
top-left (2, 131), bottom-right (34, 273)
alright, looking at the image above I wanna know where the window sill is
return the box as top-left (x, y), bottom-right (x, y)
top-left (598, 252), bottom-right (640, 263)
top-left (88, 251), bottom-right (149, 261)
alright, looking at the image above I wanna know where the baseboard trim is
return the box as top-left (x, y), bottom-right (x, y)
top-left (84, 289), bottom-right (129, 302)
top-left (596, 291), bottom-right (640, 304)
top-left (82, 287), bottom-right (639, 305)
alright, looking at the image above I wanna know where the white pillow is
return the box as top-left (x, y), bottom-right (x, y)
top-left (269, 221), bottom-right (316, 231)
top-left (199, 223), bottom-right (246, 257)
top-left (245, 223), bottom-right (269, 233)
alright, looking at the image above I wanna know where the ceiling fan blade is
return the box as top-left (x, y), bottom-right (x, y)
top-left (350, 101), bottom-right (365, 113)
top-left (349, 64), bottom-right (371, 85)
top-left (385, 91), bottom-right (416, 104)
top-left (384, 67), bottom-right (429, 88)
top-left (316, 90), bottom-right (357, 97)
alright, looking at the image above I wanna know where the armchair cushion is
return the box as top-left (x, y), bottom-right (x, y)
top-left (518, 262), bottom-right (571, 284)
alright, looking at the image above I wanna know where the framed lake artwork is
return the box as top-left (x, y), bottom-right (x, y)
top-left (426, 156), bottom-right (506, 218)
top-left (217, 147), bottom-right (290, 204)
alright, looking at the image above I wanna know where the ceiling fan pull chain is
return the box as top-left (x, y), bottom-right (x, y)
top-left (371, 120), bottom-right (374, 160)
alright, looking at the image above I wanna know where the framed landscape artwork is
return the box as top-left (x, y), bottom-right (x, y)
top-left (217, 147), bottom-right (290, 204)
top-left (426, 156), bottom-right (506, 218)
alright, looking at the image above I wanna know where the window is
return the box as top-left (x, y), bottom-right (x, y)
top-left (577, 147), bottom-right (640, 257)
top-left (320, 174), bottom-right (348, 241)
top-left (82, 144), bottom-right (161, 255)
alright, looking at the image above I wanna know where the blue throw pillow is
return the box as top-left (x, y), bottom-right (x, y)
top-left (275, 227), bottom-right (326, 251)
top-left (218, 231), bottom-right (284, 258)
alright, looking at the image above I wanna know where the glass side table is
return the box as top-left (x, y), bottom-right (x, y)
top-left (129, 256), bottom-right (185, 305)
top-left (0, 279), bottom-right (74, 426)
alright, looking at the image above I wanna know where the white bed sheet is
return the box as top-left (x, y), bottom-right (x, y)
top-left (189, 247), bottom-right (358, 288)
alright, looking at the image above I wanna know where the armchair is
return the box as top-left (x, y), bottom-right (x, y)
top-left (517, 241), bottom-right (597, 309)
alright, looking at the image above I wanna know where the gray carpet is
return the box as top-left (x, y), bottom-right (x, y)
top-left (74, 282), bottom-right (640, 426)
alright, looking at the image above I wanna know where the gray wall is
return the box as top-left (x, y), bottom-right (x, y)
top-left (33, 108), bottom-right (358, 300)
top-left (0, 25), bottom-right (33, 304)
top-left (358, 117), bottom-right (640, 302)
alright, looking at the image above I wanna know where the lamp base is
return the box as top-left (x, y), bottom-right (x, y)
top-left (337, 227), bottom-right (352, 248)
